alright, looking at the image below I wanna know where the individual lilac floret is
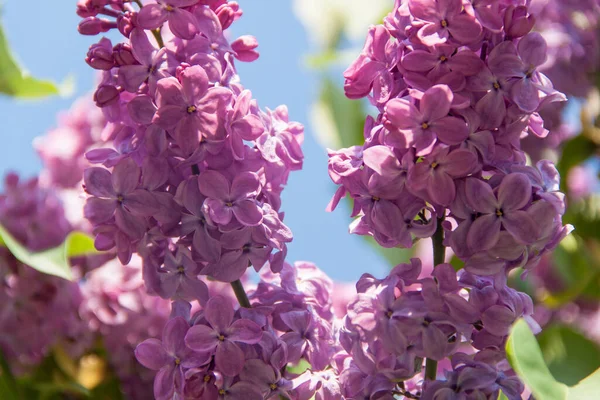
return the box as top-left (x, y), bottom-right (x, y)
top-left (184, 295), bottom-right (262, 376)
top-left (464, 173), bottom-right (539, 252)
top-left (83, 158), bottom-right (159, 240)
top-left (384, 84), bottom-right (469, 155)
top-left (409, 0), bottom-right (483, 45)
top-left (118, 28), bottom-right (168, 93)
top-left (152, 65), bottom-right (233, 156)
top-left (135, 316), bottom-right (210, 400)
top-left (137, 0), bottom-right (199, 39)
top-left (156, 246), bottom-right (209, 303)
top-left (198, 170), bottom-right (263, 227)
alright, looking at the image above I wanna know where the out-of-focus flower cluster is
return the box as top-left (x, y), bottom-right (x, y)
top-left (326, 0), bottom-right (573, 397)
top-left (0, 174), bottom-right (89, 372)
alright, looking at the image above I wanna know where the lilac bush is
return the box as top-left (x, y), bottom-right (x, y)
top-left (0, 0), bottom-right (587, 398)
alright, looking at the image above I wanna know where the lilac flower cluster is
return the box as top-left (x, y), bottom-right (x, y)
top-left (135, 262), bottom-right (344, 399)
top-left (521, 0), bottom-right (600, 160)
top-left (530, 0), bottom-right (600, 99)
top-left (78, 0), bottom-right (303, 286)
top-left (332, 0), bottom-right (570, 284)
top-left (34, 97), bottom-right (105, 189)
top-left (0, 174), bottom-right (92, 372)
top-left (80, 256), bottom-right (171, 399)
top-left (326, 0), bottom-right (572, 397)
top-left (339, 260), bottom-right (530, 399)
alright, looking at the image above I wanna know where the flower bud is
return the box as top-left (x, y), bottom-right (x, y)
top-left (112, 43), bottom-right (136, 66)
top-left (117, 11), bottom-right (137, 38)
top-left (216, 2), bottom-right (241, 30)
top-left (78, 17), bottom-right (116, 35)
top-left (86, 38), bottom-right (114, 70)
top-left (504, 5), bottom-right (535, 38)
top-left (93, 84), bottom-right (120, 107)
top-left (231, 35), bottom-right (259, 62)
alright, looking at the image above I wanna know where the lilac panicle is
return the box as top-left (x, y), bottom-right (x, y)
top-left (78, 0), bottom-right (303, 284)
top-left (326, 0), bottom-right (572, 397)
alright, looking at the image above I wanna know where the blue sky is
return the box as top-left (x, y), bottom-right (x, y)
top-left (0, 1), bottom-right (390, 282)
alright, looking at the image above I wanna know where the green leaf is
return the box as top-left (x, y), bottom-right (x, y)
top-left (569, 368), bottom-right (600, 399)
top-left (287, 358), bottom-right (311, 375)
top-left (310, 76), bottom-right (365, 149)
top-left (563, 195), bottom-right (600, 241)
top-left (506, 320), bottom-right (600, 399)
top-left (506, 319), bottom-right (569, 400)
top-left (364, 235), bottom-right (414, 267)
top-left (0, 23), bottom-right (62, 98)
top-left (497, 391), bottom-right (510, 400)
top-left (538, 324), bottom-right (600, 386)
top-left (556, 134), bottom-right (597, 193)
top-left (449, 255), bottom-right (464, 271)
top-left (35, 382), bottom-right (91, 398)
top-left (65, 231), bottom-right (100, 258)
top-left (0, 349), bottom-right (21, 400)
top-left (543, 234), bottom-right (600, 308)
top-left (89, 376), bottom-right (124, 400)
top-left (0, 225), bottom-right (100, 281)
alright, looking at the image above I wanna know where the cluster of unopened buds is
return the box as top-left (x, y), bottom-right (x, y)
top-left (70, 0), bottom-right (574, 399)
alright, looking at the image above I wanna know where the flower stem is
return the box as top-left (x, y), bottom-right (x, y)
top-left (152, 29), bottom-right (165, 48)
top-left (231, 279), bottom-right (251, 308)
top-left (432, 217), bottom-right (445, 266)
top-left (425, 358), bottom-right (438, 381)
top-left (424, 218), bottom-right (445, 381)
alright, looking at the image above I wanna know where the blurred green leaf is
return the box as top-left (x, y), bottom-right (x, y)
top-left (538, 324), bottom-right (600, 386)
top-left (0, 23), bottom-right (62, 98)
top-left (89, 375), bottom-right (124, 400)
top-left (35, 382), bottom-right (91, 398)
top-left (364, 235), bottom-right (414, 267)
top-left (0, 226), bottom-right (100, 281)
top-left (0, 349), bottom-right (21, 400)
top-left (556, 134), bottom-right (597, 193)
top-left (311, 76), bottom-right (365, 149)
top-left (564, 195), bottom-right (600, 241)
top-left (506, 319), bottom-right (569, 400)
top-left (497, 392), bottom-right (509, 400)
top-left (544, 234), bottom-right (600, 308)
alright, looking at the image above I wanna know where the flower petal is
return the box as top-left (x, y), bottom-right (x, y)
top-left (421, 84), bottom-right (452, 122)
top-left (84, 167), bottom-right (115, 197)
top-left (231, 172), bottom-right (260, 200)
top-left (135, 339), bottom-right (169, 370)
top-left (465, 178), bottom-right (497, 213)
top-left (162, 316), bottom-right (190, 357)
top-left (168, 8), bottom-right (198, 40)
top-left (216, 340), bottom-right (245, 376)
top-left (233, 200), bottom-right (263, 226)
top-left (227, 319), bottom-right (263, 344)
top-left (137, 4), bottom-right (168, 30)
top-left (502, 210), bottom-right (539, 244)
top-left (198, 170), bottom-right (230, 200)
top-left (467, 214), bottom-right (501, 252)
top-left (112, 158), bottom-right (141, 194)
top-left (185, 324), bottom-right (219, 352)
top-left (205, 295), bottom-right (234, 332)
top-left (498, 173), bottom-right (531, 211)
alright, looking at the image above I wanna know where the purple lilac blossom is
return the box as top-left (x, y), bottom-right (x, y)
top-left (326, 0), bottom-right (572, 397)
